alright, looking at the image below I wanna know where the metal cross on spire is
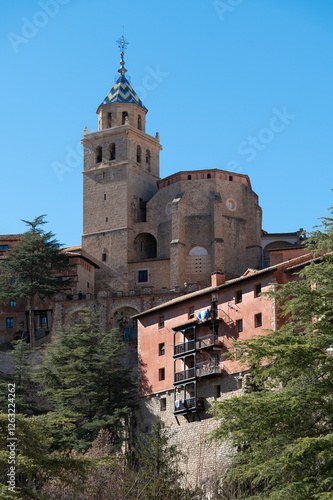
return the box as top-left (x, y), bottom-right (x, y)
top-left (116, 28), bottom-right (129, 76)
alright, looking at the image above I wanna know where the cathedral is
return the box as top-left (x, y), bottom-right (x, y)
top-left (0, 36), bottom-right (302, 346)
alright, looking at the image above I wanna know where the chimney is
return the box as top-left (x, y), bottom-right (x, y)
top-left (211, 272), bottom-right (225, 287)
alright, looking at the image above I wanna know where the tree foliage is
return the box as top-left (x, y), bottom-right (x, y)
top-left (212, 212), bottom-right (333, 499)
top-left (38, 309), bottom-right (137, 450)
top-left (41, 423), bottom-right (195, 500)
top-left (0, 412), bottom-right (86, 499)
top-left (0, 216), bottom-right (72, 347)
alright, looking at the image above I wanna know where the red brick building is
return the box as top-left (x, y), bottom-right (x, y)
top-left (135, 250), bottom-right (313, 429)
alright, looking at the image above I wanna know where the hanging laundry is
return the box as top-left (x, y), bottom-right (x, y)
top-left (195, 307), bottom-right (210, 322)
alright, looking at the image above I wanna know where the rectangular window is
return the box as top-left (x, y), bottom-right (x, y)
top-left (6, 318), bottom-right (13, 328)
top-left (159, 368), bottom-right (165, 381)
top-left (138, 270), bottom-right (148, 283)
top-left (87, 282), bottom-right (90, 289)
top-left (10, 301), bottom-right (16, 307)
top-left (102, 253), bottom-right (107, 262)
top-left (214, 384), bottom-right (221, 399)
top-left (160, 398), bottom-right (166, 411)
top-left (159, 316), bottom-right (165, 329)
top-left (0, 245), bottom-right (8, 250)
top-left (235, 290), bottom-right (242, 304)
top-left (188, 306), bottom-right (195, 319)
top-left (255, 313), bottom-right (262, 328)
top-left (236, 319), bottom-right (243, 333)
top-left (41, 315), bottom-right (47, 326)
top-left (254, 283), bottom-right (261, 297)
top-left (159, 342), bottom-right (165, 356)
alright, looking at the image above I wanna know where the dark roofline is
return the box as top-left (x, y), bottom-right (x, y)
top-left (158, 168), bottom-right (251, 186)
top-left (262, 232), bottom-right (299, 238)
top-left (0, 234), bottom-right (23, 241)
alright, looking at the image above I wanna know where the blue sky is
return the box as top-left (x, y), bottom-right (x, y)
top-left (1, 0), bottom-right (333, 246)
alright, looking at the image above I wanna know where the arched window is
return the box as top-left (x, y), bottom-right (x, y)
top-left (122, 111), bottom-right (128, 124)
top-left (137, 145), bottom-right (142, 163)
top-left (146, 149), bottom-right (151, 171)
top-left (134, 233), bottom-right (157, 259)
top-left (109, 143), bottom-right (116, 161)
top-left (187, 246), bottom-right (210, 278)
top-left (107, 113), bottom-right (112, 128)
top-left (96, 146), bottom-right (102, 163)
top-left (138, 115), bottom-right (142, 130)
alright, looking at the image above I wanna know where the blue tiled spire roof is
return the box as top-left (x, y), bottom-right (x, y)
top-left (100, 75), bottom-right (147, 110)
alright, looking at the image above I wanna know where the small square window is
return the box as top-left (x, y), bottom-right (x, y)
top-left (159, 316), bottom-right (165, 329)
top-left (159, 368), bottom-right (165, 381)
top-left (6, 318), bottom-right (13, 328)
top-left (254, 284), bottom-right (261, 297)
top-left (188, 306), bottom-right (195, 319)
top-left (160, 398), bottom-right (166, 411)
top-left (255, 313), bottom-right (262, 328)
top-left (159, 342), bottom-right (165, 355)
top-left (10, 301), bottom-right (16, 307)
top-left (236, 319), bottom-right (243, 333)
top-left (235, 290), bottom-right (242, 304)
top-left (138, 270), bottom-right (148, 283)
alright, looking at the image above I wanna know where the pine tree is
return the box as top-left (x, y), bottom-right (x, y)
top-left (0, 340), bottom-right (47, 417)
top-left (39, 309), bottom-right (137, 450)
top-left (211, 211), bottom-right (333, 499)
top-left (0, 216), bottom-right (72, 348)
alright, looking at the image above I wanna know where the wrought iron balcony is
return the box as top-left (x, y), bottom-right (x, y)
top-left (196, 334), bottom-right (223, 351)
top-left (174, 397), bottom-right (205, 413)
top-left (196, 361), bottom-right (223, 378)
top-left (174, 339), bottom-right (196, 356)
top-left (174, 367), bottom-right (196, 383)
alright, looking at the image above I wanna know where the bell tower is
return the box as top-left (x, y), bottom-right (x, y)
top-left (82, 35), bottom-right (162, 293)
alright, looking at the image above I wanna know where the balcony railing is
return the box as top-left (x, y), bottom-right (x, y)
top-left (174, 367), bottom-right (196, 383)
top-left (174, 339), bottom-right (196, 356)
top-left (196, 334), bottom-right (224, 350)
top-left (174, 397), bottom-right (205, 413)
top-left (196, 361), bottom-right (223, 378)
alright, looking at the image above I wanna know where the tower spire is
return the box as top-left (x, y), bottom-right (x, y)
top-left (116, 29), bottom-right (129, 76)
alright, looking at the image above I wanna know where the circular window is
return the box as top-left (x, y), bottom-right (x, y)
top-left (165, 202), bottom-right (172, 215)
top-left (226, 199), bottom-right (236, 211)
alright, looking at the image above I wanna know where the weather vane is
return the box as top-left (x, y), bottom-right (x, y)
top-left (116, 28), bottom-right (129, 76)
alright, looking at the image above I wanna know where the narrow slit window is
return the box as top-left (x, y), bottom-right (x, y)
top-left (109, 143), bottom-right (116, 160)
top-left (96, 146), bottom-right (102, 163)
top-left (137, 145), bottom-right (142, 163)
